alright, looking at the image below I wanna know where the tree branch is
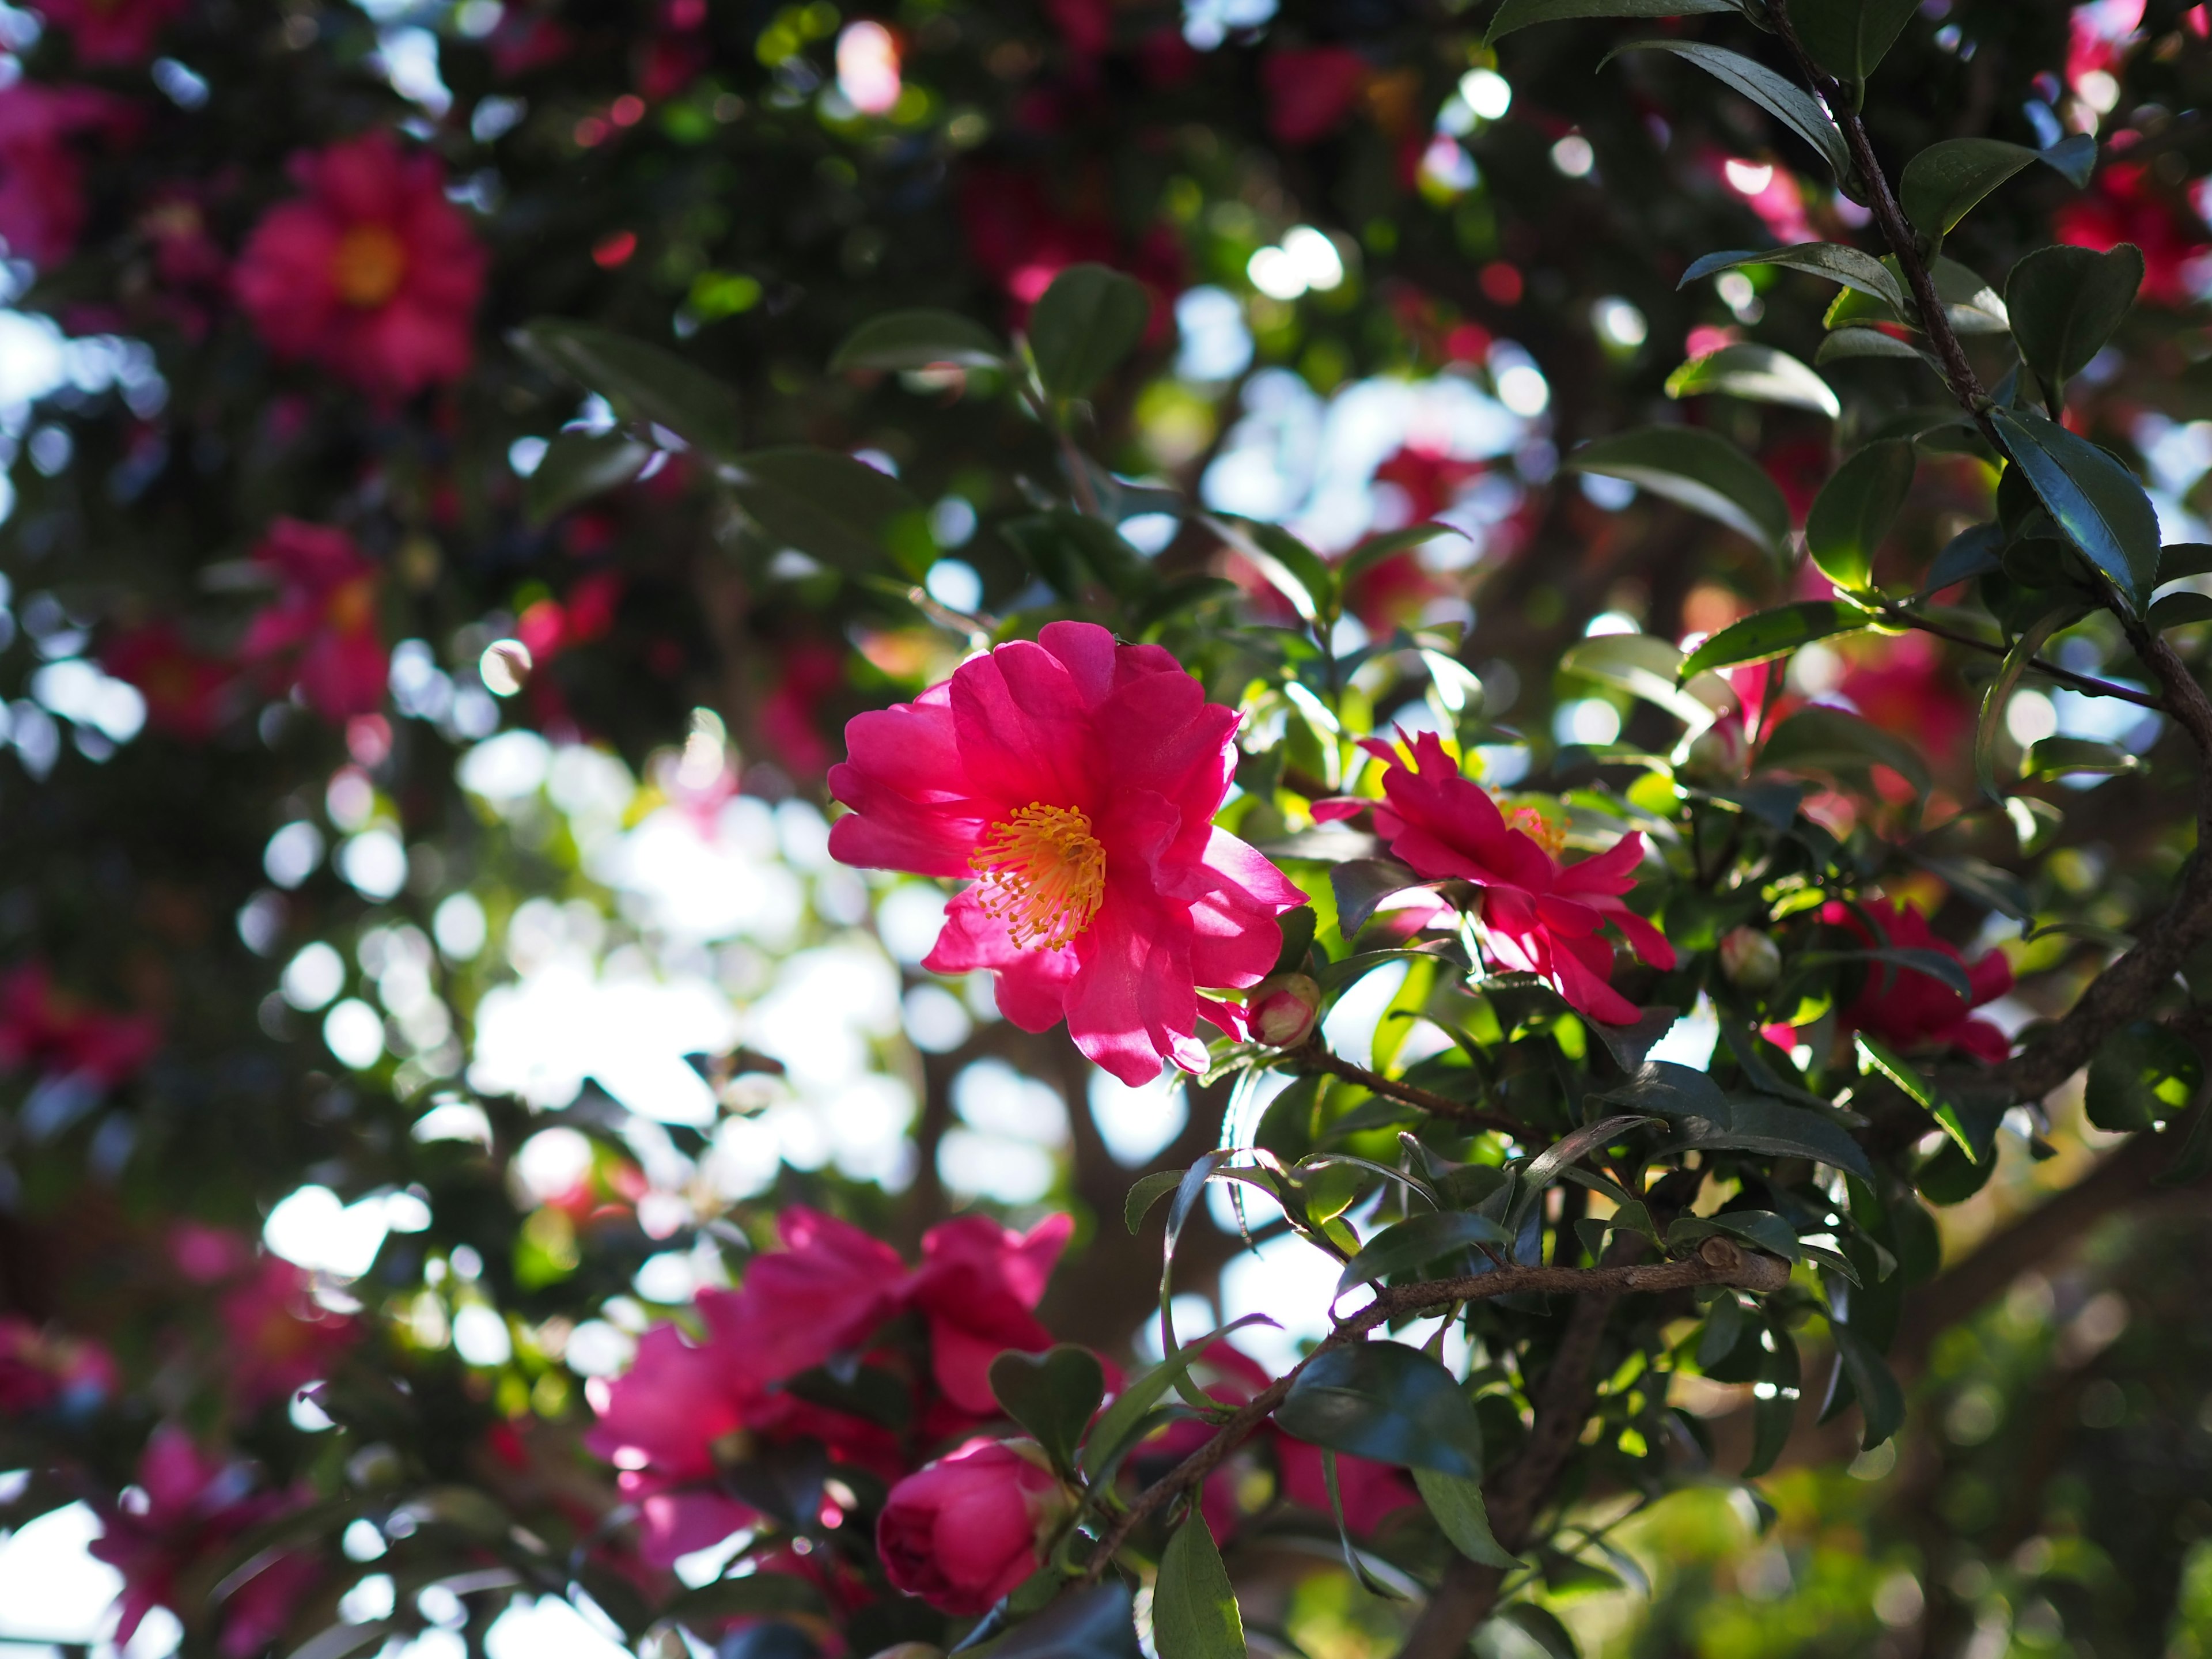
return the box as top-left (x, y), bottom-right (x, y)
top-left (1293, 1041), bottom-right (1529, 1139)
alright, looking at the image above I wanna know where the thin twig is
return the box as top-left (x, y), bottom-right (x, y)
top-left (1293, 1041), bottom-right (1528, 1138)
top-left (1889, 610), bottom-right (2165, 710)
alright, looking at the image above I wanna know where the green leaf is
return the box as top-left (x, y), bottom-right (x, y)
top-left (1974, 604), bottom-right (2068, 802)
top-left (2086, 1021), bottom-right (2202, 1132)
top-left (516, 319), bottom-right (745, 463)
top-left (2158, 543), bottom-right (2212, 584)
top-left (1521, 1115), bottom-right (1661, 1199)
top-left (1793, 0), bottom-right (1921, 81)
top-left (1816, 328), bottom-right (1940, 370)
top-left (2157, 1105), bottom-right (2212, 1187)
top-left (1562, 631), bottom-right (1732, 726)
top-left (1810, 944), bottom-right (1972, 1002)
top-left (1666, 344), bottom-right (1839, 418)
top-left (2021, 736), bottom-right (2142, 781)
top-left (830, 309), bottom-right (1008, 372)
top-left (1563, 426), bottom-right (1792, 551)
top-left (1855, 1032), bottom-right (1980, 1161)
top-left (2150, 590), bottom-right (2212, 631)
top-left (996, 1583), bottom-right (1143, 1659)
top-left (1990, 408), bottom-right (2161, 613)
top-left (726, 448), bottom-right (925, 578)
top-left (1899, 137), bottom-right (2089, 238)
top-left (1413, 1468), bottom-right (1520, 1568)
top-left (1592, 1060), bottom-right (1729, 1119)
top-left (1823, 255), bottom-right (2008, 333)
top-left (1336, 1211), bottom-right (1513, 1299)
top-left (990, 1346), bottom-right (1107, 1474)
top-left (1153, 1514), bottom-right (1244, 1659)
top-left (1126, 1170), bottom-right (1187, 1234)
top-left (1758, 704), bottom-right (1930, 800)
top-left (1663, 1096), bottom-right (1876, 1180)
top-left (1829, 1321), bottom-right (1906, 1448)
top-left (2005, 244), bottom-right (2143, 406)
top-left (524, 430), bottom-right (651, 526)
top-left (1078, 1311), bottom-right (1277, 1480)
top-left (1681, 244), bottom-right (1906, 312)
top-left (1340, 522), bottom-right (1469, 585)
top-left (1275, 1341), bottom-right (1486, 1479)
top-left (1331, 857), bottom-right (1426, 938)
top-left (1922, 521), bottom-right (2005, 594)
top-left (664, 1574), bottom-right (829, 1627)
top-left (1805, 441), bottom-right (1916, 592)
top-left (1002, 511), bottom-right (1151, 604)
top-left (1606, 41), bottom-right (1850, 179)
top-left (1487, 0), bottom-right (1738, 40)
top-left (1028, 263), bottom-right (1150, 399)
top-left (1679, 602), bottom-right (1869, 677)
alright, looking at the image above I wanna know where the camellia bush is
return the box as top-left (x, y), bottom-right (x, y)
top-left (5, 0), bottom-right (2212, 1657)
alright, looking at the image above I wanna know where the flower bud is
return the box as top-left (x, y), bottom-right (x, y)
top-left (1249, 974), bottom-right (1323, 1048)
top-left (1718, 926), bottom-right (1782, 991)
top-left (877, 1438), bottom-right (1077, 1615)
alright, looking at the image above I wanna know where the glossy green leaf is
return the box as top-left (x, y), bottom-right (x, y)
top-left (1991, 408), bottom-right (2161, 612)
top-left (995, 1583), bottom-right (1144, 1659)
top-left (1565, 425), bottom-right (1792, 551)
top-left (989, 1346), bottom-right (1106, 1474)
top-left (1666, 344), bottom-right (1839, 417)
top-left (1336, 1210), bottom-right (1512, 1298)
top-left (518, 319), bottom-right (746, 462)
top-left (830, 309), bottom-right (1008, 372)
top-left (1679, 601), bottom-right (1869, 677)
top-left (1922, 521), bottom-right (2005, 593)
top-left (2158, 543), bottom-right (2212, 584)
top-left (2021, 736), bottom-right (2142, 780)
top-left (1079, 1311), bottom-right (1277, 1479)
top-left (1681, 243), bottom-right (1905, 310)
top-left (1028, 263), bottom-right (1150, 399)
top-left (1152, 1516), bottom-right (1244, 1659)
top-left (524, 429), bottom-right (652, 527)
top-left (1488, 0), bottom-right (1738, 40)
top-left (1413, 1468), bottom-right (1520, 1568)
top-left (728, 447), bottom-right (924, 578)
top-left (1662, 1096), bottom-right (1876, 1180)
top-left (2005, 244), bottom-right (2143, 406)
top-left (1126, 1170), bottom-right (1187, 1234)
top-left (1562, 631), bottom-right (1732, 725)
top-left (1331, 856), bottom-right (1426, 938)
top-left (1275, 1341), bottom-right (1486, 1479)
top-left (1759, 704), bottom-right (1930, 799)
top-left (1340, 522), bottom-right (1468, 585)
top-left (1823, 254), bottom-right (2008, 333)
top-left (1605, 41), bottom-right (1850, 179)
top-left (1900, 136), bottom-right (2093, 238)
top-left (1855, 1032), bottom-right (1979, 1161)
top-left (1816, 327), bottom-right (1938, 369)
top-left (1793, 0), bottom-right (1921, 80)
top-left (2086, 1021), bottom-right (2202, 1132)
top-left (1805, 440), bottom-right (1916, 592)
top-left (1829, 1321), bottom-right (1906, 1448)
top-left (2149, 590), bottom-right (2212, 631)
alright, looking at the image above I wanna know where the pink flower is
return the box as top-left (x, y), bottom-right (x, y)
top-left (218, 1253), bottom-right (359, 1408)
top-left (1261, 47), bottom-right (1369, 146)
top-left (1244, 974), bottom-right (1322, 1048)
top-left (1274, 1437), bottom-right (1416, 1536)
top-left (0, 963), bottom-right (158, 1085)
top-left (234, 130), bottom-right (486, 401)
top-left (828, 621), bottom-right (1306, 1085)
top-left (34, 0), bottom-right (187, 66)
top-left (1821, 899), bottom-right (2013, 1066)
top-left (715, 1205), bottom-right (907, 1384)
top-left (2058, 162), bottom-right (2208, 306)
top-left (0, 84), bottom-right (130, 269)
top-left (906, 1214), bottom-right (1071, 1415)
top-left (877, 1439), bottom-right (1075, 1615)
top-left (583, 1315), bottom-right (762, 1566)
top-left (103, 623), bottom-right (236, 740)
top-left (238, 518), bottom-right (389, 720)
top-left (1363, 732), bottom-right (1676, 1025)
top-left (0, 1316), bottom-right (116, 1414)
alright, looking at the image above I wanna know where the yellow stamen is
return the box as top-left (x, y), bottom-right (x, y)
top-left (1503, 799), bottom-right (1568, 859)
top-left (331, 224), bottom-right (408, 309)
top-left (969, 802), bottom-right (1106, 951)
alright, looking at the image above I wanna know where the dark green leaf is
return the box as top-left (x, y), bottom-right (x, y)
top-left (1493, 1605), bottom-right (1580, 1659)
top-left (524, 430), bottom-right (651, 526)
top-left (1830, 1321), bottom-right (1906, 1448)
top-left (2005, 244), bottom-right (2143, 405)
top-left (1079, 1311), bottom-right (1278, 1479)
top-left (995, 1582), bottom-right (1143, 1659)
top-left (1563, 426), bottom-right (1792, 551)
top-left (1665, 344), bottom-right (1839, 417)
top-left (1758, 704), bottom-right (1930, 799)
top-left (1275, 1341), bottom-right (1486, 1479)
top-left (1336, 1211), bottom-right (1513, 1298)
top-left (2086, 1021), bottom-right (2202, 1132)
top-left (1922, 521), bottom-right (2005, 594)
top-left (1340, 522), bottom-right (1469, 585)
top-left (1681, 244), bottom-right (1905, 311)
top-left (1521, 1116), bottom-right (1661, 1198)
top-left (1273, 905), bottom-right (1319, 975)
top-left (1679, 602), bottom-right (1869, 677)
top-left (1488, 0), bottom-right (1738, 40)
top-left (2157, 1105), bottom-right (2212, 1187)
top-left (1810, 944), bottom-right (1972, 1002)
top-left (2020, 737), bottom-right (2142, 780)
top-left (1806, 441), bottom-right (1916, 592)
top-left (1816, 328), bottom-right (1940, 369)
top-left (664, 1575), bottom-right (829, 1627)
top-left (1152, 1514), bottom-right (1244, 1659)
top-left (1900, 137), bottom-right (2088, 238)
top-left (1593, 1060), bottom-right (1730, 1119)
top-left (1665, 1097), bottom-right (1875, 1180)
top-left (1605, 41), bottom-right (1850, 179)
top-left (517, 319), bottom-right (745, 463)
top-left (2158, 543), bottom-right (2212, 584)
top-left (1028, 263), bottom-right (1150, 399)
top-left (1974, 605), bottom-right (2068, 802)
top-left (830, 309), bottom-right (1008, 372)
top-left (2150, 590), bottom-right (2212, 631)
top-left (1002, 511), bottom-right (1151, 604)
top-left (1793, 0), bottom-right (1921, 80)
top-left (1413, 1468), bottom-right (1520, 1568)
top-left (1854, 1032), bottom-right (1980, 1161)
top-left (1126, 1170), bottom-right (1186, 1234)
top-left (1563, 631), bottom-right (1729, 725)
top-left (1668, 1209), bottom-right (1802, 1262)
top-left (990, 1346), bottom-right (1106, 1473)
top-left (1331, 857), bottom-right (1425, 938)
top-left (727, 448), bottom-right (924, 578)
top-left (1991, 408), bottom-right (2160, 612)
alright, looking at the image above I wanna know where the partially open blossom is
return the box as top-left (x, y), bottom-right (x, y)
top-left (234, 130), bottom-right (486, 401)
top-left (1246, 974), bottom-right (1323, 1048)
top-left (877, 1438), bottom-right (1075, 1615)
top-left (1718, 926), bottom-right (1782, 992)
top-left (0, 83), bottom-right (131, 269)
top-left (34, 0), bottom-right (187, 65)
top-left (828, 622), bottom-right (1307, 1085)
top-left (103, 623), bottom-right (236, 740)
top-left (1823, 899), bottom-right (2013, 1065)
top-left (906, 1213), bottom-right (1070, 1415)
top-left (238, 519), bottom-right (389, 721)
top-left (1362, 732), bottom-right (1676, 1025)
top-left (0, 1316), bottom-right (116, 1414)
top-left (0, 963), bottom-right (158, 1085)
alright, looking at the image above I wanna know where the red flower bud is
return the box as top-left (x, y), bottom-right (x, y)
top-left (1718, 926), bottom-right (1782, 991)
top-left (877, 1439), bottom-right (1075, 1615)
top-left (1249, 974), bottom-right (1323, 1048)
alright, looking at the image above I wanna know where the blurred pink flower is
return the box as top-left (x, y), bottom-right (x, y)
top-left (877, 1438), bottom-right (1074, 1615)
top-left (0, 963), bottom-right (158, 1085)
top-left (218, 1253), bottom-right (359, 1407)
top-left (1261, 47), bottom-right (1369, 146)
top-left (0, 84), bottom-right (131, 268)
top-left (828, 621), bottom-right (1306, 1085)
top-left (906, 1213), bottom-right (1071, 1415)
top-left (103, 622), bottom-right (236, 740)
top-left (0, 1316), bottom-right (118, 1414)
top-left (238, 518), bottom-right (389, 720)
top-left (1821, 899), bottom-right (2013, 1066)
top-left (34, 0), bottom-right (187, 65)
top-left (234, 129), bottom-right (486, 401)
top-left (2058, 162), bottom-right (2208, 306)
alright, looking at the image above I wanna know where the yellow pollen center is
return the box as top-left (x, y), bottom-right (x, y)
top-left (969, 802), bottom-right (1106, 951)
top-left (1503, 799), bottom-right (1568, 858)
top-left (331, 224), bottom-right (407, 309)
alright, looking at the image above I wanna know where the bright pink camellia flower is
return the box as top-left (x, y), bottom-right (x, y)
top-left (906, 1213), bottom-right (1071, 1415)
top-left (234, 130), bottom-right (486, 402)
top-left (828, 622), bottom-right (1306, 1086)
top-left (877, 1438), bottom-right (1075, 1615)
top-left (0, 963), bottom-right (158, 1085)
top-left (0, 84), bottom-right (131, 268)
top-left (1362, 732), bottom-right (1676, 1026)
top-left (35, 0), bottom-right (187, 66)
top-left (90, 1426), bottom-right (321, 1657)
top-left (2057, 162), bottom-right (2209, 306)
top-left (1821, 899), bottom-right (2013, 1066)
top-left (238, 518), bottom-right (389, 721)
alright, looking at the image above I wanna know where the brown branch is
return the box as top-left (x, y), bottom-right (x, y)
top-left (1078, 1238), bottom-right (1788, 1585)
top-left (1293, 1041), bottom-right (1529, 1139)
top-left (1891, 610), bottom-right (2165, 710)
